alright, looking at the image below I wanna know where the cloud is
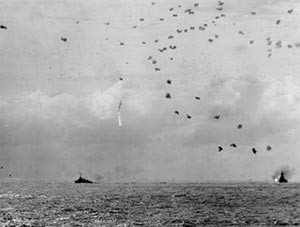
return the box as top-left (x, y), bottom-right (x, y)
top-left (87, 81), bottom-right (124, 119)
top-left (1, 0), bottom-right (300, 181)
top-left (168, 74), bottom-right (300, 148)
top-left (261, 76), bottom-right (300, 117)
top-left (17, 90), bottom-right (87, 128)
top-left (87, 80), bottom-right (162, 121)
top-left (0, 87), bottom-right (160, 180)
top-left (2, 83), bottom-right (158, 129)
top-left (1, 74), bottom-right (299, 154)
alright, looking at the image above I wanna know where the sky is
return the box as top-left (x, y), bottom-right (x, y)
top-left (0, 0), bottom-right (300, 182)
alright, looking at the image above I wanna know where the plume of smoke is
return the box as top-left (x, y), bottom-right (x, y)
top-left (271, 165), bottom-right (295, 180)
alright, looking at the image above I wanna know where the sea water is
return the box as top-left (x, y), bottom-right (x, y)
top-left (0, 181), bottom-right (299, 226)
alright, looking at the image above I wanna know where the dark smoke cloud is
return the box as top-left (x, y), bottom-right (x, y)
top-left (272, 165), bottom-right (296, 180)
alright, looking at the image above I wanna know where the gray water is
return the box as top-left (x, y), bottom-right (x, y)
top-left (0, 181), bottom-right (299, 226)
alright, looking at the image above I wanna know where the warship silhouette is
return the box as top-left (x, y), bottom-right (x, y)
top-left (74, 173), bottom-right (93, 184)
top-left (278, 171), bottom-right (288, 183)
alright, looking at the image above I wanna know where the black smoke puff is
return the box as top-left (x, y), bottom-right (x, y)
top-left (165, 93), bottom-right (172, 99)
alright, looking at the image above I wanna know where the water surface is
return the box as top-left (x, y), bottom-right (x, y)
top-left (0, 181), bottom-right (299, 226)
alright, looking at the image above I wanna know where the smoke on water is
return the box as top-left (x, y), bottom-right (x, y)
top-left (271, 165), bottom-right (296, 181)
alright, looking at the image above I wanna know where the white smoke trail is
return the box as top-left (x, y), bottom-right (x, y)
top-left (118, 111), bottom-right (122, 126)
top-left (118, 100), bottom-right (122, 127)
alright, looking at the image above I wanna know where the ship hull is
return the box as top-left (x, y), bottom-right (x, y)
top-left (74, 180), bottom-right (93, 184)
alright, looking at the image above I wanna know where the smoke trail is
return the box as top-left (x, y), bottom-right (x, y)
top-left (118, 111), bottom-right (122, 126)
top-left (118, 100), bottom-right (122, 126)
top-left (271, 165), bottom-right (295, 181)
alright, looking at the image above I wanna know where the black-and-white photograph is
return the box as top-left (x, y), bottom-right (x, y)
top-left (0, 0), bottom-right (300, 226)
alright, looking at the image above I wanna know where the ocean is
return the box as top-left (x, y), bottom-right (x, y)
top-left (0, 181), bottom-right (299, 226)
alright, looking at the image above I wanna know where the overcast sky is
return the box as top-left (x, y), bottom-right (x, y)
top-left (0, 0), bottom-right (300, 182)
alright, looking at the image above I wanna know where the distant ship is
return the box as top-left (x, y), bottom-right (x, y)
top-left (74, 173), bottom-right (93, 184)
top-left (278, 171), bottom-right (288, 183)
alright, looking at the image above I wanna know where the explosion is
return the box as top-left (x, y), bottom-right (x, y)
top-left (272, 166), bottom-right (295, 183)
